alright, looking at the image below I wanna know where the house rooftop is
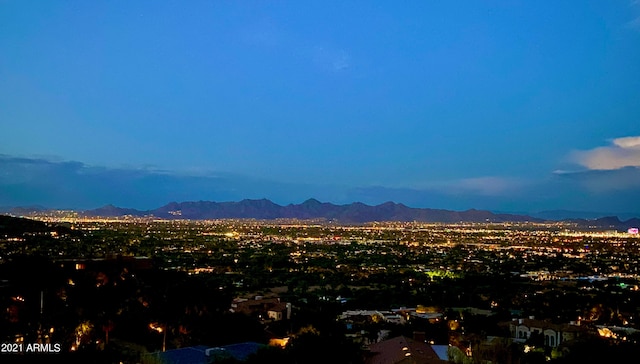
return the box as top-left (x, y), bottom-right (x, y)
top-left (366, 335), bottom-right (447, 364)
top-left (142, 342), bottom-right (265, 364)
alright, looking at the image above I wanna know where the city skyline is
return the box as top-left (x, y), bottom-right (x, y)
top-left (2, 2), bottom-right (640, 214)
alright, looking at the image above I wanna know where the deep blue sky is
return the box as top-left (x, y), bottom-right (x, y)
top-left (2, 1), bottom-right (640, 214)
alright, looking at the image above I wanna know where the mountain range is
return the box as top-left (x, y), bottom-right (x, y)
top-left (84, 199), bottom-right (540, 223)
top-left (4, 199), bottom-right (638, 230)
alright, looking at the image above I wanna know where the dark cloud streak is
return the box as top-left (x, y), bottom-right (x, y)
top-left (1, 155), bottom-right (639, 216)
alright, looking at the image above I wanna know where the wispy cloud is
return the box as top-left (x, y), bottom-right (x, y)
top-left (2, 155), bottom-right (640, 214)
top-left (312, 46), bottom-right (351, 72)
top-left (553, 167), bottom-right (640, 193)
top-left (572, 136), bottom-right (640, 170)
top-left (627, 15), bottom-right (640, 31)
top-left (413, 176), bottom-right (526, 197)
top-left (447, 176), bottom-right (526, 196)
top-left (239, 22), bottom-right (281, 48)
top-left (627, 1), bottom-right (640, 30)
top-left (0, 155), bottom-right (347, 209)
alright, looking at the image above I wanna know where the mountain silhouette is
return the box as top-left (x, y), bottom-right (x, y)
top-left (82, 199), bottom-right (542, 224)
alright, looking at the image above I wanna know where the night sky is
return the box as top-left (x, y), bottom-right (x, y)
top-left (2, 1), bottom-right (640, 215)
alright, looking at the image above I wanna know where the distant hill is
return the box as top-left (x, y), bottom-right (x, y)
top-left (564, 216), bottom-right (640, 231)
top-left (531, 210), bottom-right (640, 221)
top-left (0, 215), bottom-right (77, 238)
top-left (0, 205), bottom-right (49, 216)
top-left (83, 204), bottom-right (146, 217)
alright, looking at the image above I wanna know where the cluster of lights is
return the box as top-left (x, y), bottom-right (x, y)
top-left (149, 323), bottom-right (164, 333)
